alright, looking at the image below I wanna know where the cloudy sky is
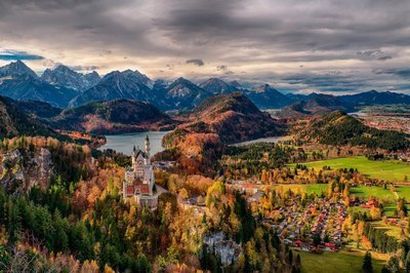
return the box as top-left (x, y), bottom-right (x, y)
top-left (0, 0), bottom-right (410, 94)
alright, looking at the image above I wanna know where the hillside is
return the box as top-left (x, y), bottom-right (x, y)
top-left (175, 92), bottom-right (284, 143)
top-left (0, 96), bottom-right (60, 139)
top-left (15, 100), bottom-right (62, 119)
top-left (297, 111), bottom-right (410, 151)
top-left (52, 99), bottom-right (176, 134)
top-left (161, 93), bottom-right (284, 174)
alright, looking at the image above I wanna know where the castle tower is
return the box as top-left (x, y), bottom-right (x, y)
top-left (132, 145), bottom-right (137, 173)
top-left (145, 135), bottom-right (151, 160)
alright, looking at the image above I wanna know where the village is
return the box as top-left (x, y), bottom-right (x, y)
top-left (269, 196), bottom-right (347, 252)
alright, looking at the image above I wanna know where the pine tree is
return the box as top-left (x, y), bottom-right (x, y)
top-left (362, 251), bottom-right (373, 273)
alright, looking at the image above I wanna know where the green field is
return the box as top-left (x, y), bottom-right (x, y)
top-left (273, 184), bottom-right (328, 195)
top-left (295, 156), bottom-right (410, 182)
top-left (396, 186), bottom-right (410, 199)
top-left (350, 186), bottom-right (396, 202)
top-left (299, 251), bottom-right (385, 273)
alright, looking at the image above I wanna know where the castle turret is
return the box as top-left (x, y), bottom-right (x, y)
top-left (145, 135), bottom-right (151, 160)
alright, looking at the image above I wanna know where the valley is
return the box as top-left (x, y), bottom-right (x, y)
top-left (0, 60), bottom-right (410, 273)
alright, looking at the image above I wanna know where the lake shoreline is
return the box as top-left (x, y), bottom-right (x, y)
top-left (98, 131), bottom-right (172, 156)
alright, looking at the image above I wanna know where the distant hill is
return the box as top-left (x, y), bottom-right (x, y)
top-left (0, 96), bottom-right (60, 139)
top-left (278, 93), bottom-right (352, 118)
top-left (188, 92), bottom-right (284, 143)
top-left (245, 84), bottom-right (292, 109)
top-left (162, 92), bottom-right (285, 175)
top-left (164, 92), bottom-right (284, 147)
top-left (298, 111), bottom-right (410, 151)
top-left (340, 90), bottom-right (410, 106)
top-left (52, 99), bottom-right (176, 134)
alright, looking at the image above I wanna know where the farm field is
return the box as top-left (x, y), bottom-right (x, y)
top-left (273, 184), bottom-right (410, 201)
top-left (396, 186), bottom-right (410, 199)
top-left (299, 250), bottom-right (385, 273)
top-left (272, 184), bottom-right (328, 195)
top-left (294, 156), bottom-right (410, 182)
top-left (350, 186), bottom-right (396, 203)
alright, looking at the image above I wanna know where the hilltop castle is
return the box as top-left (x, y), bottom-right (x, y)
top-left (122, 135), bottom-right (158, 208)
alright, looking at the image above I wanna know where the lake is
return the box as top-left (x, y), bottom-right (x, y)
top-left (231, 136), bottom-right (286, 146)
top-left (99, 131), bottom-right (171, 155)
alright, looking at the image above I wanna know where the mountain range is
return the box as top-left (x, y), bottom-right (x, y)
top-left (42, 64), bottom-right (100, 91)
top-left (0, 61), bottom-right (79, 108)
top-left (1, 61), bottom-right (410, 112)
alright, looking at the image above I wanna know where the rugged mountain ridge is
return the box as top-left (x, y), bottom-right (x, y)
top-left (0, 61), bottom-right (79, 108)
top-left (41, 64), bottom-right (100, 91)
top-left (199, 78), bottom-right (238, 95)
top-left (69, 70), bottom-right (154, 108)
top-left (162, 77), bottom-right (211, 110)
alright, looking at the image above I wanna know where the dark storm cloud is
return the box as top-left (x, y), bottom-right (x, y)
top-left (0, 50), bottom-right (44, 60)
top-left (217, 65), bottom-right (234, 75)
top-left (68, 65), bottom-right (100, 71)
top-left (374, 68), bottom-right (410, 78)
top-left (356, 50), bottom-right (392, 61)
top-left (155, 0), bottom-right (410, 53)
top-left (217, 65), bottom-right (228, 72)
top-left (186, 59), bottom-right (204, 66)
top-left (282, 72), bottom-right (374, 93)
top-left (0, 0), bottom-right (410, 93)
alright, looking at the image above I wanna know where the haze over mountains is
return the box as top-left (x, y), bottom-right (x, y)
top-left (1, 61), bottom-right (410, 112)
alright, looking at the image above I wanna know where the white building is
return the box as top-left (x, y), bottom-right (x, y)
top-left (122, 135), bottom-right (158, 209)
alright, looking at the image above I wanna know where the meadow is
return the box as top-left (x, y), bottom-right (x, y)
top-left (272, 184), bottom-right (328, 195)
top-left (299, 250), bottom-right (385, 273)
top-left (349, 186), bottom-right (396, 203)
top-left (295, 156), bottom-right (410, 182)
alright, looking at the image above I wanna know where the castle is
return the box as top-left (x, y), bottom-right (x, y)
top-left (122, 135), bottom-right (158, 209)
